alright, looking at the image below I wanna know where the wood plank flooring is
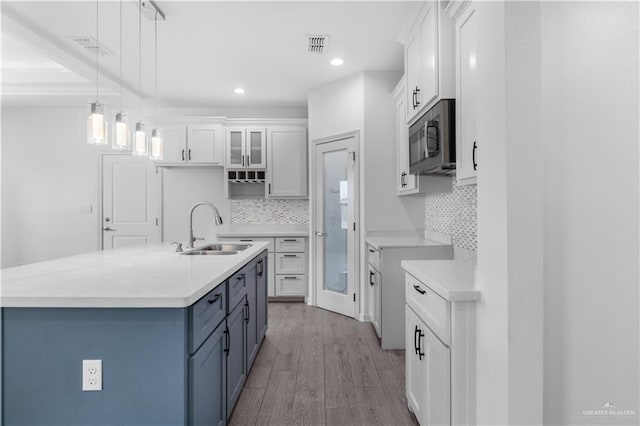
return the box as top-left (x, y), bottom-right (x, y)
top-left (229, 302), bottom-right (418, 426)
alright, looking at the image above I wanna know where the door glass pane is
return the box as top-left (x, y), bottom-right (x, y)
top-left (230, 131), bottom-right (242, 165)
top-left (249, 131), bottom-right (262, 165)
top-left (323, 149), bottom-right (348, 295)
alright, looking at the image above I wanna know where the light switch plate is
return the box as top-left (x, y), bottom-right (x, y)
top-left (82, 359), bottom-right (102, 391)
top-left (80, 204), bottom-right (93, 214)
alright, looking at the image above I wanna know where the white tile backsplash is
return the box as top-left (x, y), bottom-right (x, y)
top-left (230, 199), bottom-right (309, 224)
top-left (425, 181), bottom-right (477, 250)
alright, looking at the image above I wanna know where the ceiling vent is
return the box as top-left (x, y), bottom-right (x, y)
top-left (307, 35), bottom-right (328, 54)
top-left (69, 36), bottom-right (113, 56)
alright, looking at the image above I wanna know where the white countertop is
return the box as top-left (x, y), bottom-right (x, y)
top-left (401, 257), bottom-right (480, 302)
top-left (0, 241), bottom-right (269, 309)
top-left (366, 236), bottom-right (450, 250)
top-left (216, 224), bottom-right (309, 237)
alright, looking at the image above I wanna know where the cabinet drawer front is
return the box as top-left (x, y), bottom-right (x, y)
top-left (367, 245), bottom-right (380, 270)
top-left (275, 275), bottom-right (307, 296)
top-left (275, 253), bottom-right (306, 274)
top-left (217, 237), bottom-right (275, 252)
top-left (275, 237), bottom-right (306, 253)
top-left (189, 285), bottom-right (227, 354)
top-left (405, 273), bottom-right (450, 345)
top-left (228, 272), bottom-right (248, 312)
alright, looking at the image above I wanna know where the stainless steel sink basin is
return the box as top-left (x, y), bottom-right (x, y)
top-left (180, 242), bottom-right (251, 256)
top-left (197, 243), bottom-right (251, 252)
top-left (181, 250), bottom-right (237, 256)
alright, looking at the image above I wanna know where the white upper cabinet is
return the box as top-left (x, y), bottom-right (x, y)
top-left (394, 78), bottom-right (416, 195)
top-left (403, 0), bottom-right (455, 124)
top-left (451, 0), bottom-right (478, 184)
top-left (156, 124), bottom-right (223, 165)
top-left (226, 127), bottom-right (266, 169)
top-left (266, 127), bottom-right (308, 198)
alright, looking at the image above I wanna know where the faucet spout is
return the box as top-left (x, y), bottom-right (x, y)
top-left (187, 201), bottom-right (224, 248)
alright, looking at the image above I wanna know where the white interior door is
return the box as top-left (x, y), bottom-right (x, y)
top-left (315, 136), bottom-right (358, 318)
top-left (102, 155), bottom-right (158, 249)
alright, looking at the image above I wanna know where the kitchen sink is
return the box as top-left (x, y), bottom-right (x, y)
top-left (180, 243), bottom-right (251, 256)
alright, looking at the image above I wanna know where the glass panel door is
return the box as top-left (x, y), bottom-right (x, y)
top-left (247, 129), bottom-right (266, 168)
top-left (227, 129), bottom-right (244, 167)
top-left (323, 149), bottom-right (348, 294)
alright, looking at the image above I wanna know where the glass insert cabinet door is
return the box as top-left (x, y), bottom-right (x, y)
top-left (226, 129), bottom-right (245, 167)
top-left (247, 128), bottom-right (266, 168)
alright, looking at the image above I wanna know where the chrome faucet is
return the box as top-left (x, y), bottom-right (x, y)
top-left (188, 201), bottom-right (224, 248)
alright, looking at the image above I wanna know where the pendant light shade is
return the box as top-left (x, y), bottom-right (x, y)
top-left (133, 122), bottom-right (148, 156)
top-left (149, 129), bottom-right (163, 160)
top-left (112, 112), bottom-right (131, 150)
top-left (87, 101), bottom-right (108, 145)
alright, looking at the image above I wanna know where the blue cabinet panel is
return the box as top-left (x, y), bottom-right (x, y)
top-left (189, 283), bottom-right (227, 354)
top-left (226, 299), bottom-right (246, 419)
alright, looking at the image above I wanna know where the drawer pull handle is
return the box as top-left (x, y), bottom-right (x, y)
top-left (283, 239), bottom-right (297, 242)
top-left (413, 285), bottom-right (426, 295)
top-left (369, 271), bottom-right (375, 286)
top-left (283, 254), bottom-right (298, 258)
top-left (240, 239), bottom-right (253, 242)
top-left (207, 294), bottom-right (221, 304)
top-left (224, 326), bottom-right (230, 354)
top-left (236, 274), bottom-right (245, 280)
top-left (369, 249), bottom-right (375, 253)
top-left (283, 276), bottom-right (298, 280)
top-left (414, 325), bottom-right (420, 354)
top-left (418, 329), bottom-right (425, 360)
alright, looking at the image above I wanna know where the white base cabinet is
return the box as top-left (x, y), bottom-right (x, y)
top-left (404, 271), bottom-right (477, 426)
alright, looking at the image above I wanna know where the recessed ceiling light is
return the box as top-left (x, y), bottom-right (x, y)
top-left (330, 58), bottom-right (344, 66)
top-left (234, 87), bottom-right (245, 95)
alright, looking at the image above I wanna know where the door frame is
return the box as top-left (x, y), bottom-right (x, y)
top-left (98, 153), bottom-right (162, 250)
top-left (309, 131), bottom-right (360, 320)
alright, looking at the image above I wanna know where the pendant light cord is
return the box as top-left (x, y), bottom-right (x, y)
top-left (154, 10), bottom-right (158, 124)
top-left (119, 0), bottom-right (123, 111)
top-left (96, 0), bottom-right (99, 101)
top-left (138, 0), bottom-right (142, 119)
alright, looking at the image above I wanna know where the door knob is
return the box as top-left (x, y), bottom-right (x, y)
top-left (103, 226), bottom-right (116, 231)
top-left (316, 231), bottom-right (326, 237)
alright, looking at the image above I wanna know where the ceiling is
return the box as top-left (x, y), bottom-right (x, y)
top-left (1, 1), bottom-right (419, 112)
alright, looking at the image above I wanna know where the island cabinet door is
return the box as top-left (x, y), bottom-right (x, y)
top-left (256, 256), bottom-right (268, 341)
top-left (245, 262), bottom-right (259, 371)
top-left (189, 320), bottom-right (227, 426)
top-left (226, 298), bottom-right (247, 419)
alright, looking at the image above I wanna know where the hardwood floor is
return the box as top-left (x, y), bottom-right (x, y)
top-left (229, 302), bottom-right (418, 426)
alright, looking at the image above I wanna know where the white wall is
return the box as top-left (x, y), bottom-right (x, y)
top-left (1, 107), bottom-right (102, 267)
top-left (160, 167), bottom-right (229, 243)
top-left (542, 2), bottom-right (639, 424)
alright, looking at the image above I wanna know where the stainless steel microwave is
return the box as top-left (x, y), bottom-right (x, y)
top-left (408, 99), bottom-right (456, 175)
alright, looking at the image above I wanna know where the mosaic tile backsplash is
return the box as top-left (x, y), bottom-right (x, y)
top-left (230, 199), bottom-right (309, 224)
top-left (424, 181), bottom-right (477, 250)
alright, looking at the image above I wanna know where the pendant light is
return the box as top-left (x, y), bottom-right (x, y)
top-left (149, 9), bottom-right (163, 160)
top-left (112, 0), bottom-right (130, 151)
top-left (133, 0), bottom-right (148, 156)
top-left (87, 0), bottom-right (108, 146)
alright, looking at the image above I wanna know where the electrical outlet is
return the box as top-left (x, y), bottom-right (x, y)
top-left (82, 359), bottom-right (102, 391)
top-left (80, 204), bottom-right (93, 214)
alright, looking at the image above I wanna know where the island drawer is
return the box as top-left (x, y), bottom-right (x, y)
top-left (406, 273), bottom-right (450, 346)
top-left (228, 271), bottom-right (248, 312)
top-left (275, 237), bottom-right (305, 252)
top-left (189, 285), bottom-right (227, 354)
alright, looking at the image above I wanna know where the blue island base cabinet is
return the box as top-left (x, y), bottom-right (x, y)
top-left (2, 250), bottom-right (268, 426)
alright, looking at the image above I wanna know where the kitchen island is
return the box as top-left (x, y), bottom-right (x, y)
top-left (1, 242), bottom-right (269, 426)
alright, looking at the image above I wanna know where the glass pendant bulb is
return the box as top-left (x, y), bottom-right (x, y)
top-left (87, 102), bottom-right (108, 145)
top-left (133, 122), bottom-right (148, 156)
top-left (149, 128), bottom-right (163, 160)
top-left (112, 112), bottom-right (131, 151)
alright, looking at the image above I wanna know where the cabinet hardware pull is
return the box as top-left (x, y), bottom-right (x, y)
top-left (283, 276), bottom-right (298, 280)
top-left (245, 301), bottom-right (250, 323)
top-left (207, 294), bottom-right (221, 304)
top-left (412, 89), bottom-right (417, 109)
top-left (283, 254), bottom-right (297, 258)
top-left (224, 326), bottom-right (230, 354)
top-left (268, 183), bottom-right (271, 194)
top-left (472, 141), bottom-right (478, 171)
top-left (413, 284), bottom-right (426, 295)
top-left (242, 155), bottom-right (245, 167)
top-left (181, 149), bottom-right (185, 161)
top-left (415, 87), bottom-right (420, 108)
top-left (414, 325), bottom-right (420, 354)
top-left (369, 249), bottom-right (375, 253)
top-left (240, 239), bottom-right (253, 242)
top-left (369, 271), bottom-right (375, 286)
top-left (418, 329), bottom-right (425, 360)
top-left (236, 274), bottom-right (245, 280)
top-left (257, 260), bottom-right (263, 277)
top-left (283, 239), bottom-right (297, 242)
